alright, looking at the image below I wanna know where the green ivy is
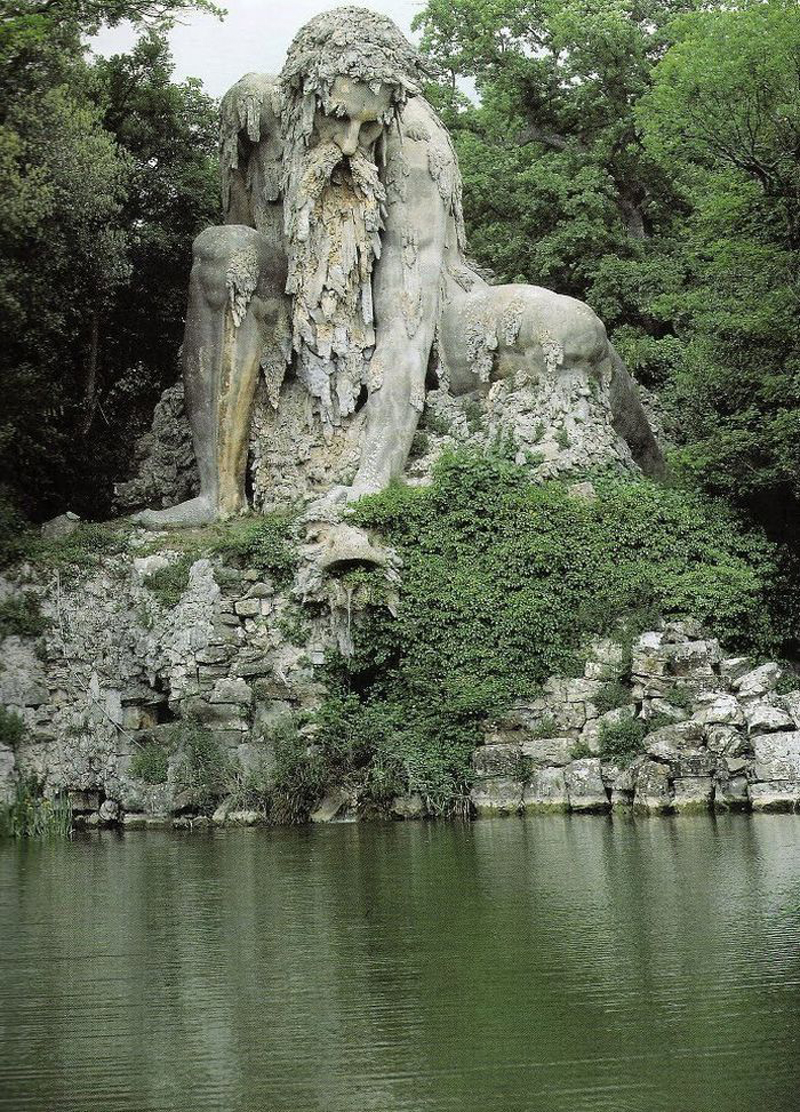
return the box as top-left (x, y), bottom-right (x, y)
top-left (129, 739), bottom-right (170, 784)
top-left (322, 448), bottom-right (792, 810)
top-left (0, 593), bottom-right (48, 638)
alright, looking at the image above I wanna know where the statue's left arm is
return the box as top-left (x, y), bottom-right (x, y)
top-left (351, 115), bottom-right (451, 495)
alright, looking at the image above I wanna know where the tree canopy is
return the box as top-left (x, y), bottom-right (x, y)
top-left (0, 0), bottom-right (220, 517)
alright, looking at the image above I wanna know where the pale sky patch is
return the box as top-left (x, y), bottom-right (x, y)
top-left (91, 0), bottom-right (431, 97)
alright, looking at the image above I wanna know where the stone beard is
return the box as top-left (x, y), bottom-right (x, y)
top-left (283, 139), bottom-right (387, 434)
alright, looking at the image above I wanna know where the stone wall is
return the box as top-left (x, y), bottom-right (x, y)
top-left (471, 621), bottom-right (800, 816)
top-left (3, 546), bottom-right (799, 828)
top-left (0, 537), bottom-right (337, 825)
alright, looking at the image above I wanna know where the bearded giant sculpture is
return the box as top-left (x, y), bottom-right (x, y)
top-left (133, 6), bottom-right (661, 528)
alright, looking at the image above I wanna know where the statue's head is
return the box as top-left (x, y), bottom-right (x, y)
top-left (278, 9), bottom-right (431, 430)
top-left (279, 7), bottom-right (429, 149)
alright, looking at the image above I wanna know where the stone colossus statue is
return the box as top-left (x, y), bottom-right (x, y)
top-left (134, 6), bottom-right (661, 528)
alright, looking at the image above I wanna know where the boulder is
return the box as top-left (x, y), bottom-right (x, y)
top-left (209, 677), bottom-right (253, 705)
top-left (228, 810), bottom-right (262, 825)
top-left (608, 758), bottom-right (643, 808)
top-left (564, 758), bottom-right (609, 813)
top-left (662, 619), bottom-right (705, 642)
top-left (520, 736), bottom-right (574, 767)
top-left (752, 731), bottom-right (800, 782)
top-left (644, 720), bottom-right (705, 759)
top-left (749, 781), bottom-right (800, 813)
top-left (780, 691), bottom-right (800, 728)
top-left (470, 777), bottom-right (522, 815)
top-left (633, 760), bottom-right (672, 813)
top-left (714, 775), bottom-right (750, 811)
top-left (705, 724), bottom-right (747, 755)
top-left (390, 793), bottom-right (426, 819)
top-left (212, 797), bottom-right (235, 825)
top-left (734, 663), bottom-right (782, 700)
top-left (670, 752), bottom-right (718, 777)
top-left (672, 777), bottom-right (713, 813)
top-left (98, 799), bottom-right (120, 824)
top-left (310, 789), bottom-right (350, 823)
top-left (692, 692), bottom-right (745, 727)
top-left (472, 744), bottom-right (522, 778)
top-left (720, 657), bottom-right (751, 685)
top-left (744, 701), bottom-right (793, 734)
top-left (40, 511), bottom-right (80, 539)
top-left (521, 767), bottom-right (569, 812)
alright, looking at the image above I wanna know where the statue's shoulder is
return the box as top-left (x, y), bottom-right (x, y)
top-left (388, 96), bottom-right (465, 248)
top-left (220, 73), bottom-right (283, 214)
top-left (398, 96), bottom-right (451, 148)
top-left (220, 73), bottom-right (282, 139)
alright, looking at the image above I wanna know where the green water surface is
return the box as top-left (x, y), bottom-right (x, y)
top-left (1, 814), bottom-right (799, 1111)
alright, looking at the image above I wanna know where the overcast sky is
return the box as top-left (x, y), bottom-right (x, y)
top-left (91, 1), bottom-right (430, 97)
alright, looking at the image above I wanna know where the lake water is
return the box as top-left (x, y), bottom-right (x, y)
top-left (1, 814), bottom-right (800, 1111)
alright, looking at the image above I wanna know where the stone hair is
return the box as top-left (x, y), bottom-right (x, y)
top-left (279, 6), bottom-right (432, 140)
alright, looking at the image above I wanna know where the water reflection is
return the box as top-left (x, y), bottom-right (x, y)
top-left (1, 815), bottom-right (799, 1111)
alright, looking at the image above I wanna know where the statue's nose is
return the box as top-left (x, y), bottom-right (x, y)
top-left (337, 120), bottom-right (361, 156)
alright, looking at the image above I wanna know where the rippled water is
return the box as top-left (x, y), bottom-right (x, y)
top-left (1, 815), bottom-right (800, 1111)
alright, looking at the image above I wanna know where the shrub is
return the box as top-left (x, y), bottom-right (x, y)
top-left (663, 685), bottom-right (693, 709)
top-left (0, 593), bottom-right (48, 639)
top-left (595, 681), bottom-right (632, 715)
top-left (0, 776), bottom-right (72, 839)
top-left (571, 740), bottom-right (593, 760)
top-left (3, 523), bottom-right (130, 579)
top-left (172, 718), bottom-right (231, 813)
top-left (463, 398), bottom-right (484, 434)
top-left (268, 721), bottom-right (327, 825)
top-left (776, 672), bottom-right (800, 696)
top-left (598, 718), bottom-right (647, 765)
top-left (214, 512), bottom-right (297, 586)
top-left (422, 410), bottom-right (453, 437)
top-left (337, 448), bottom-right (789, 810)
top-left (0, 707), bottom-right (25, 749)
top-left (531, 715), bottom-right (558, 739)
top-left (409, 430), bottom-right (431, 460)
top-left (144, 556), bottom-right (193, 608)
top-left (129, 739), bottom-right (170, 784)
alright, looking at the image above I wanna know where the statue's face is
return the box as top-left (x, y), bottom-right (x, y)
top-left (313, 76), bottom-right (394, 156)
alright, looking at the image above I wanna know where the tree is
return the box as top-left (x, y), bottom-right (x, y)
top-left (637, 1), bottom-right (800, 531)
top-left (0, 0), bottom-right (221, 518)
top-left (414, 0), bottom-right (694, 291)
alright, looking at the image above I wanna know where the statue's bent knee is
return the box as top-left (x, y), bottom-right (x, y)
top-left (189, 225), bottom-right (284, 316)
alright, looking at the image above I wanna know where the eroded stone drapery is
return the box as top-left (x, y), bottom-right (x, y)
top-left (283, 144), bottom-right (386, 431)
top-left (276, 6), bottom-right (430, 432)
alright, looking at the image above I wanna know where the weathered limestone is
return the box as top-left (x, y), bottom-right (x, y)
top-left (469, 624), bottom-right (800, 820)
top-left (521, 767), bottom-right (569, 813)
top-left (125, 6), bottom-right (661, 526)
top-left (564, 758), bottom-right (609, 813)
top-left (3, 530), bottom-right (800, 828)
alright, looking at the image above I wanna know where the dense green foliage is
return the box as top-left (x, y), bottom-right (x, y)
top-left (0, 776), bottom-right (72, 839)
top-left (129, 738), bottom-right (170, 783)
top-left (1, 0), bottom-right (220, 520)
top-left (416, 0), bottom-right (800, 561)
top-left (597, 718), bottom-right (647, 766)
top-left (0, 707), bottom-right (26, 749)
top-left (172, 718), bottom-right (231, 813)
top-left (0, 593), bottom-right (47, 639)
top-left (292, 450), bottom-right (789, 810)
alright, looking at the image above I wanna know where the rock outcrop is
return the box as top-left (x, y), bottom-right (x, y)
top-left (470, 622), bottom-right (800, 816)
top-left (2, 545), bottom-right (798, 827)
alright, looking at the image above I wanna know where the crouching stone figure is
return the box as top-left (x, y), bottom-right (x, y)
top-left (134, 6), bottom-right (661, 527)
